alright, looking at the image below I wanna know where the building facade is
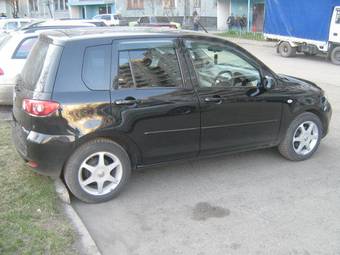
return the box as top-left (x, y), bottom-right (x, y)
top-left (0, 0), bottom-right (12, 17)
top-left (3, 0), bottom-right (265, 31)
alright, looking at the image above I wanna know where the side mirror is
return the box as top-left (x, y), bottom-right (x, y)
top-left (263, 76), bottom-right (276, 90)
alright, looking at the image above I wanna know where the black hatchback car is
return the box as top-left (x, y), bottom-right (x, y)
top-left (12, 28), bottom-right (332, 203)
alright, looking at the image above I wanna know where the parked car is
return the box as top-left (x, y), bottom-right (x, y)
top-left (130, 16), bottom-right (181, 29)
top-left (0, 18), bottom-right (34, 33)
top-left (18, 19), bottom-right (97, 32)
top-left (12, 28), bottom-right (332, 203)
top-left (0, 22), bottom-right (96, 105)
top-left (92, 14), bottom-right (128, 26)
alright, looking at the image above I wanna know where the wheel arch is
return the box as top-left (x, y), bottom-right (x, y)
top-left (60, 131), bottom-right (142, 178)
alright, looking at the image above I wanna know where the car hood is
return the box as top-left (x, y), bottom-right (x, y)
top-left (277, 74), bottom-right (323, 95)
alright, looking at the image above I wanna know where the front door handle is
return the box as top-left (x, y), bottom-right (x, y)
top-left (115, 98), bottom-right (137, 106)
top-left (204, 96), bottom-right (222, 103)
top-left (334, 33), bottom-right (338, 36)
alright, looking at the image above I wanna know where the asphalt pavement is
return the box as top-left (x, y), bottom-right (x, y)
top-left (70, 39), bottom-right (340, 255)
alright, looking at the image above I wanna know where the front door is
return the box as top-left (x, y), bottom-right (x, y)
top-left (110, 38), bottom-right (200, 164)
top-left (183, 38), bottom-right (282, 155)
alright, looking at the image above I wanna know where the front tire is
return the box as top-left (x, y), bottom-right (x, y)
top-left (278, 112), bottom-right (322, 161)
top-left (64, 139), bottom-right (131, 203)
top-left (278, 41), bottom-right (297, 57)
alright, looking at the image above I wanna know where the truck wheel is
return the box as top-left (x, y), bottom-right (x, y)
top-left (278, 41), bottom-right (296, 57)
top-left (64, 139), bottom-right (131, 203)
top-left (278, 112), bottom-right (322, 161)
top-left (330, 46), bottom-right (340, 65)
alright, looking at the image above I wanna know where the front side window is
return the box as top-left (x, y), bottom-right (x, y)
top-left (118, 45), bottom-right (183, 89)
top-left (82, 45), bottom-right (111, 90)
top-left (13, 37), bottom-right (38, 59)
top-left (185, 40), bottom-right (261, 88)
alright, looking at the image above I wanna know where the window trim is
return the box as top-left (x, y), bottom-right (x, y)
top-left (114, 38), bottom-right (185, 90)
top-left (182, 37), bottom-right (265, 90)
top-left (12, 36), bottom-right (38, 59)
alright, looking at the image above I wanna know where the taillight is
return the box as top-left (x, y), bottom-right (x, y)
top-left (22, 99), bottom-right (60, 117)
top-left (0, 67), bottom-right (4, 76)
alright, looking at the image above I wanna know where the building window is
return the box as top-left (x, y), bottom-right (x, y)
top-left (127, 0), bottom-right (144, 10)
top-left (54, 0), bottom-right (68, 11)
top-left (193, 0), bottom-right (201, 8)
top-left (29, 0), bottom-right (38, 12)
top-left (164, 0), bottom-right (176, 9)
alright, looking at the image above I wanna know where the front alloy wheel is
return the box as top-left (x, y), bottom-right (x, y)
top-left (279, 112), bottom-right (322, 161)
top-left (292, 121), bottom-right (319, 156)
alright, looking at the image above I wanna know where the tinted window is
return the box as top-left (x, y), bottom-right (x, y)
top-left (13, 37), bottom-right (37, 59)
top-left (185, 40), bottom-right (261, 88)
top-left (82, 45), bottom-right (111, 90)
top-left (118, 46), bottom-right (183, 89)
top-left (21, 39), bottom-right (49, 90)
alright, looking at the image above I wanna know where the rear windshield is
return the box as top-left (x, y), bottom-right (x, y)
top-left (21, 38), bottom-right (62, 92)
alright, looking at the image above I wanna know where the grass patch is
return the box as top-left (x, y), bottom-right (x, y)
top-left (216, 31), bottom-right (265, 41)
top-left (0, 122), bottom-right (77, 255)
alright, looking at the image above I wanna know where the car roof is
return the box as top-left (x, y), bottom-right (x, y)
top-left (39, 27), bottom-right (221, 44)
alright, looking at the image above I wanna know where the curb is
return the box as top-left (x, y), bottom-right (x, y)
top-left (54, 179), bottom-right (102, 255)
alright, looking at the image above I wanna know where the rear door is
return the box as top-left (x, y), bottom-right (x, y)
top-left (110, 38), bottom-right (200, 164)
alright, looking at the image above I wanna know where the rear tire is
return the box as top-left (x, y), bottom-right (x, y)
top-left (278, 112), bottom-right (322, 161)
top-left (64, 139), bottom-right (131, 203)
top-left (278, 41), bottom-right (297, 57)
top-left (330, 46), bottom-right (340, 65)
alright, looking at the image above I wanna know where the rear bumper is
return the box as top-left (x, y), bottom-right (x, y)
top-left (0, 84), bottom-right (14, 105)
top-left (12, 120), bottom-right (75, 177)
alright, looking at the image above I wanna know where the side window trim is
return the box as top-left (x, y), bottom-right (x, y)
top-left (113, 38), bottom-right (185, 90)
top-left (12, 36), bottom-right (38, 59)
top-left (182, 37), bottom-right (264, 90)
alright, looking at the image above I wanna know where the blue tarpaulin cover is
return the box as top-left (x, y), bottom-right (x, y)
top-left (264, 0), bottom-right (340, 42)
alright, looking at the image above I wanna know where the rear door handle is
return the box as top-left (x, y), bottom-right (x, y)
top-left (334, 33), bottom-right (338, 36)
top-left (115, 98), bottom-right (137, 106)
top-left (204, 96), bottom-right (222, 103)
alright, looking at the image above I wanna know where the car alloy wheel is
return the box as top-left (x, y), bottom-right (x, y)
top-left (78, 151), bottom-right (123, 196)
top-left (292, 121), bottom-right (319, 156)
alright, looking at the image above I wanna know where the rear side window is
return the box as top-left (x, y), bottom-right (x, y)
top-left (5, 22), bottom-right (18, 30)
top-left (82, 45), bottom-right (111, 90)
top-left (118, 46), bottom-right (183, 89)
top-left (13, 37), bottom-right (37, 59)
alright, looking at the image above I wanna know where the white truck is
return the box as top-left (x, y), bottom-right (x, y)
top-left (264, 1), bottom-right (340, 65)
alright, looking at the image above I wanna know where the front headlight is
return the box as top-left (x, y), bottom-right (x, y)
top-left (321, 95), bottom-right (329, 111)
